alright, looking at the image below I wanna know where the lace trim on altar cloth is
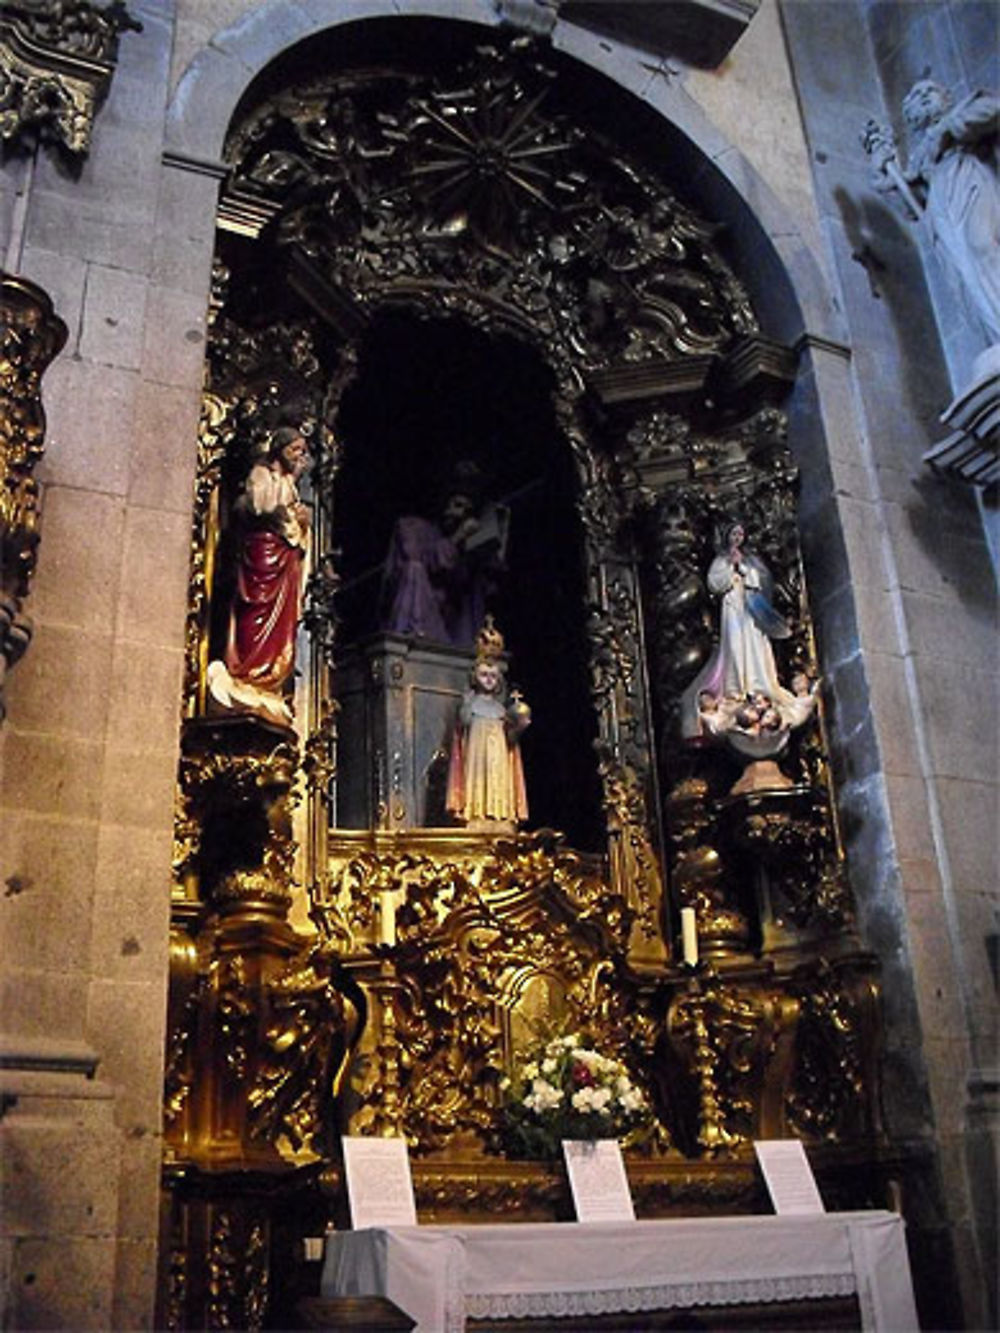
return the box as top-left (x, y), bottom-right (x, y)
top-left (464, 1272), bottom-right (857, 1321)
top-left (443, 1238), bottom-right (466, 1333)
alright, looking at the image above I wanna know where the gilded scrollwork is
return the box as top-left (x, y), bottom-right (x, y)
top-left (787, 959), bottom-right (884, 1142)
top-left (163, 968), bottom-right (207, 1129)
top-left (247, 947), bottom-right (365, 1156)
top-left (206, 1209), bottom-right (238, 1331)
top-left (216, 955), bottom-right (254, 1084)
top-left (243, 1220), bottom-right (269, 1333)
top-left (664, 970), bottom-right (800, 1153)
top-left (164, 933), bottom-right (365, 1170)
top-left (721, 789), bottom-right (853, 933)
top-left (163, 1240), bottom-right (186, 1333)
top-left (0, 0), bottom-right (140, 158)
top-left (319, 831), bottom-right (652, 1154)
top-left (165, 33), bottom-right (884, 1264)
top-left (222, 40), bottom-right (755, 373)
top-left (0, 274), bottom-right (66, 718)
top-left (301, 696), bottom-right (339, 802)
top-left (173, 729), bottom-right (300, 904)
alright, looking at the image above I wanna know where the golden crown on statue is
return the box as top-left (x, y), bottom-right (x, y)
top-left (475, 614), bottom-right (505, 663)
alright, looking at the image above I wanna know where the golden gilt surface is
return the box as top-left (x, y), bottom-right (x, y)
top-left (160, 33), bottom-right (886, 1330)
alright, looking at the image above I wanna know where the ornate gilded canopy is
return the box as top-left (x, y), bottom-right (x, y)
top-left (163, 28), bottom-right (884, 1328)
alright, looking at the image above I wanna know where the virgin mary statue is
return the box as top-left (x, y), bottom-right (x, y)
top-left (681, 523), bottom-right (798, 741)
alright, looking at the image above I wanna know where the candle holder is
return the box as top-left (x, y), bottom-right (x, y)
top-left (365, 963), bottom-right (406, 1137)
top-left (666, 965), bottom-right (739, 1155)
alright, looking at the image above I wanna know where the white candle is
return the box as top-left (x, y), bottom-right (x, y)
top-left (681, 907), bottom-right (698, 966)
top-left (378, 890), bottom-right (396, 946)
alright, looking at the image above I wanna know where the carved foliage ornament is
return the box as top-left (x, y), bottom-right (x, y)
top-left (222, 38), bottom-right (756, 369)
top-left (321, 832), bottom-right (649, 1154)
top-left (173, 736), bottom-right (301, 900)
top-left (0, 273), bottom-right (66, 716)
top-left (0, 0), bottom-right (141, 157)
top-left (164, 940), bottom-right (365, 1165)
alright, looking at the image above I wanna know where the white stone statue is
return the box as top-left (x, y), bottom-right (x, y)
top-left (863, 81), bottom-right (1000, 342)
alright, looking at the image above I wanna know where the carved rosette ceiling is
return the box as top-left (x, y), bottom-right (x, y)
top-left (0, 0), bottom-right (141, 158)
top-left (222, 40), bottom-right (756, 366)
top-left (0, 273), bottom-right (66, 720)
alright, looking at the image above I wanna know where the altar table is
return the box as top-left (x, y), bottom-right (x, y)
top-left (320, 1211), bottom-right (918, 1333)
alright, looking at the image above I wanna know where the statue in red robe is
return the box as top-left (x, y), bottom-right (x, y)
top-left (207, 428), bottom-right (310, 725)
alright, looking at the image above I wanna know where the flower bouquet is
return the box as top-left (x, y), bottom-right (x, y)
top-left (499, 1033), bottom-right (650, 1160)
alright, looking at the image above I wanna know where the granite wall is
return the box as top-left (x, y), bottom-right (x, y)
top-left (780, 1), bottom-right (998, 1325)
top-left (1, 1), bottom-right (205, 1325)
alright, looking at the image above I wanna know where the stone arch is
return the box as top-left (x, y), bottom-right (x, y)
top-left (163, 1), bottom-right (839, 350)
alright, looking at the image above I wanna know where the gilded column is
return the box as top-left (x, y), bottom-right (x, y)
top-left (0, 274), bottom-right (67, 720)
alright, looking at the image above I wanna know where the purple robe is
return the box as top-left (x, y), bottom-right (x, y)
top-left (382, 516), bottom-right (487, 647)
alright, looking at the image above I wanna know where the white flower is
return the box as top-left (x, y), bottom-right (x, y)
top-left (620, 1087), bottom-right (646, 1114)
top-left (524, 1078), bottom-right (563, 1115)
top-left (510, 1036), bottom-right (648, 1143)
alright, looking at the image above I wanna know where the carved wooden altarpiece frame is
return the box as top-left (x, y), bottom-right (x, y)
top-left (163, 30), bottom-right (889, 1331)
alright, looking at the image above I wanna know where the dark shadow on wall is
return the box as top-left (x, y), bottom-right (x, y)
top-left (834, 184), bottom-right (997, 609)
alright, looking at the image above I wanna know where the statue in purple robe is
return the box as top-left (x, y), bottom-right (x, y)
top-left (381, 472), bottom-right (509, 649)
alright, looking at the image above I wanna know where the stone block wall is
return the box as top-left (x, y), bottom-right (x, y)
top-left (780, 1), bottom-right (999, 1325)
top-left (1, 1), bottom-right (211, 1326)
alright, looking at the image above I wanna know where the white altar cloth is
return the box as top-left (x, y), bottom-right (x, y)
top-left (320, 1211), bottom-right (918, 1333)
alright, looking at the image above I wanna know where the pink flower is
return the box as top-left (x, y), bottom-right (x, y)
top-left (572, 1062), bottom-right (595, 1088)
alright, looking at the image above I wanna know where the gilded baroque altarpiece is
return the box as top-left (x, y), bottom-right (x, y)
top-left (162, 34), bottom-right (886, 1330)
